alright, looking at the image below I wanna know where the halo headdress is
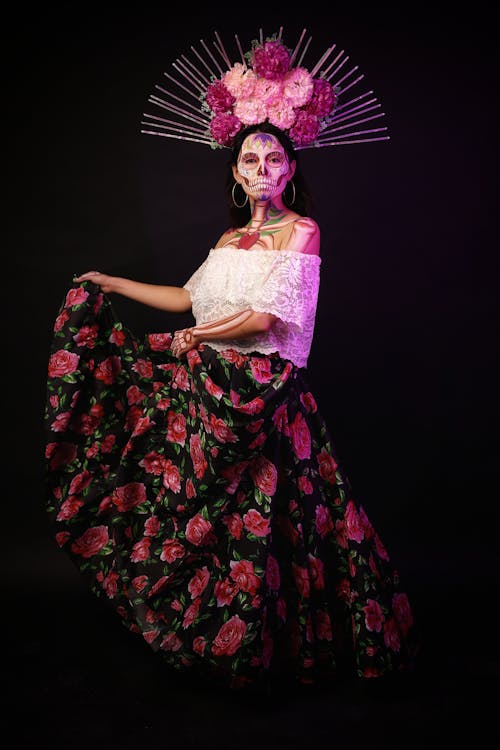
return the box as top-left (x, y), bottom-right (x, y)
top-left (141, 27), bottom-right (389, 151)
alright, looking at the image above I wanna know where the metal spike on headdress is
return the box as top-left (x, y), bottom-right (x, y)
top-left (141, 28), bottom-right (390, 150)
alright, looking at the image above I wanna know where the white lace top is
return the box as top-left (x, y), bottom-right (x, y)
top-left (182, 247), bottom-right (321, 368)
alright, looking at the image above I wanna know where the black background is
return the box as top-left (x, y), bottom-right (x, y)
top-left (6, 3), bottom-right (498, 748)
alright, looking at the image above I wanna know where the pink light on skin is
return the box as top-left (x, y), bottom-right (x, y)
top-left (233, 133), bottom-right (295, 209)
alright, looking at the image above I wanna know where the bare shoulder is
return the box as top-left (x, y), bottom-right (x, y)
top-left (288, 216), bottom-right (321, 256)
top-left (214, 228), bottom-right (237, 249)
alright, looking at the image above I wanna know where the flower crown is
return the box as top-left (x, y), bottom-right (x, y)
top-left (142, 28), bottom-right (389, 151)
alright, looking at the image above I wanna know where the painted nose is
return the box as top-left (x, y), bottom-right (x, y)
top-left (257, 161), bottom-right (267, 176)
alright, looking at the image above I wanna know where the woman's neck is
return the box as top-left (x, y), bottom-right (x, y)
top-left (248, 198), bottom-right (287, 227)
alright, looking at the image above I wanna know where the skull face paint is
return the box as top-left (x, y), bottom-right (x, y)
top-left (236, 133), bottom-right (291, 201)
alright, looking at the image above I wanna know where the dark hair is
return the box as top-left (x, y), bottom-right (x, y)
top-left (225, 122), bottom-right (313, 227)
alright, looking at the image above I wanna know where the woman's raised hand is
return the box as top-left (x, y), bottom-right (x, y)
top-left (73, 271), bottom-right (116, 293)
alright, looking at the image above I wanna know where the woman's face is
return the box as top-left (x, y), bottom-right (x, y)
top-left (233, 132), bottom-right (296, 202)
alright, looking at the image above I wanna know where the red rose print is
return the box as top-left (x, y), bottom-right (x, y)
top-left (209, 415), bottom-right (238, 443)
top-left (193, 636), bottom-right (207, 656)
top-left (204, 375), bottom-right (224, 400)
top-left (211, 614), bottom-right (247, 656)
top-left (48, 349), bottom-right (80, 378)
top-left (300, 391), bottom-right (317, 413)
top-left (188, 566), bottom-right (210, 598)
top-left (189, 433), bottom-right (207, 479)
top-left (56, 496), bottom-right (83, 521)
top-left (297, 475), bottom-right (313, 495)
top-left (144, 516), bottom-right (160, 537)
top-left (222, 513), bottom-right (243, 539)
top-left (101, 570), bottom-right (119, 599)
top-left (126, 385), bottom-right (146, 405)
top-left (132, 575), bottom-right (149, 593)
top-left (109, 326), bottom-right (126, 346)
top-left (185, 514), bottom-right (213, 546)
top-left (173, 366), bottom-right (190, 391)
top-left (95, 355), bottom-right (121, 385)
top-left (160, 539), bottom-right (185, 563)
top-left (112, 482), bottom-right (147, 511)
top-left (183, 597), bottom-right (202, 628)
top-left (130, 537), bottom-right (151, 562)
top-left (214, 578), bottom-right (239, 606)
top-left (250, 357), bottom-right (273, 383)
top-left (362, 598), bottom-right (385, 632)
top-left (160, 632), bottom-right (183, 652)
top-left (49, 442), bottom-right (77, 469)
top-left (69, 470), bottom-right (92, 496)
top-left (54, 309), bottom-right (70, 332)
top-left (148, 333), bottom-right (173, 351)
top-left (220, 349), bottom-right (247, 367)
top-left (101, 434), bottom-right (116, 453)
top-left (345, 500), bottom-right (365, 543)
top-left (317, 449), bottom-right (338, 483)
top-left (143, 630), bottom-right (160, 644)
top-left (234, 397), bottom-right (265, 414)
top-left (292, 562), bottom-right (310, 598)
top-left (307, 554), bottom-right (325, 590)
top-left (272, 403), bottom-right (290, 435)
top-left (315, 504), bottom-right (334, 538)
top-left (162, 460), bottom-right (181, 493)
top-left (139, 451), bottom-right (167, 475)
top-left (249, 455), bottom-right (277, 496)
top-left (71, 525), bottom-right (109, 558)
top-left (290, 411), bottom-right (311, 460)
top-left (65, 287), bottom-right (89, 308)
top-left (229, 559), bottom-right (261, 595)
top-left (51, 411), bottom-right (71, 432)
top-left (166, 410), bottom-right (187, 445)
top-left (55, 531), bottom-right (70, 547)
top-left (243, 508), bottom-right (270, 537)
top-left (132, 358), bottom-right (154, 379)
top-left (185, 478), bottom-right (196, 499)
top-left (73, 324), bottom-right (99, 348)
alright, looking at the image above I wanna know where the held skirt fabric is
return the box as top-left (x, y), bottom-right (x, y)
top-left (44, 281), bottom-right (420, 691)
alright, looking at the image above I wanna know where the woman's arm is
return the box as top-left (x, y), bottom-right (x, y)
top-left (171, 309), bottom-right (278, 357)
top-left (73, 271), bottom-right (192, 313)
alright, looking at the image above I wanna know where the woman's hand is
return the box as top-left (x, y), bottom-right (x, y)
top-left (171, 327), bottom-right (198, 357)
top-left (73, 271), bottom-right (116, 294)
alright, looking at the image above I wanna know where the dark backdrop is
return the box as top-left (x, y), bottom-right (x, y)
top-left (6, 4), bottom-right (497, 748)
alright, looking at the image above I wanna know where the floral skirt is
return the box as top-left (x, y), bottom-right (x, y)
top-left (44, 281), bottom-right (420, 691)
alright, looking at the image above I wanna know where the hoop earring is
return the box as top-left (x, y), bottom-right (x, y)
top-left (232, 182), bottom-right (248, 208)
top-left (285, 179), bottom-right (296, 205)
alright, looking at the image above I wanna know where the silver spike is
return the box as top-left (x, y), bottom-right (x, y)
top-left (296, 135), bottom-right (390, 149)
top-left (320, 49), bottom-right (345, 79)
top-left (333, 90), bottom-right (374, 114)
top-left (141, 113), bottom-right (207, 135)
top-left (181, 54), bottom-right (210, 85)
top-left (333, 65), bottom-right (360, 89)
top-left (321, 103), bottom-right (381, 132)
top-left (234, 34), bottom-right (247, 67)
top-left (200, 38), bottom-right (224, 76)
top-left (173, 60), bottom-right (205, 91)
top-left (334, 73), bottom-right (365, 96)
top-left (259, 28), bottom-right (263, 44)
top-left (191, 44), bottom-right (218, 79)
top-left (140, 130), bottom-right (215, 146)
top-left (297, 36), bottom-right (312, 68)
top-left (290, 28), bottom-right (307, 66)
top-left (164, 72), bottom-right (202, 101)
top-left (317, 126), bottom-right (388, 143)
top-left (214, 31), bottom-right (232, 69)
top-left (310, 45), bottom-right (337, 77)
top-left (148, 96), bottom-right (210, 126)
top-left (154, 86), bottom-right (205, 117)
top-left (325, 55), bottom-right (350, 83)
top-left (278, 26), bottom-right (283, 40)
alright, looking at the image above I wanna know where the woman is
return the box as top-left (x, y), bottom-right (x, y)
top-left (45, 121), bottom-right (420, 692)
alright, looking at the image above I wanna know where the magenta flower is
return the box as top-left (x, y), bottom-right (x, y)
top-left (209, 112), bottom-right (242, 146)
top-left (252, 40), bottom-right (291, 81)
top-left (288, 110), bottom-right (321, 145)
top-left (305, 78), bottom-right (337, 118)
top-left (206, 80), bottom-right (235, 113)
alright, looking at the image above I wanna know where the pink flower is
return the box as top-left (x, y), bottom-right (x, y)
top-left (305, 78), bottom-right (337, 117)
top-left (283, 67), bottom-right (314, 107)
top-left (223, 64), bottom-right (257, 97)
top-left (206, 80), bottom-right (235, 112)
top-left (234, 97), bottom-right (268, 126)
top-left (289, 110), bottom-right (320, 145)
top-left (252, 40), bottom-right (291, 81)
top-left (254, 77), bottom-right (282, 104)
top-left (209, 113), bottom-right (242, 147)
top-left (267, 102), bottom-right (296, 130)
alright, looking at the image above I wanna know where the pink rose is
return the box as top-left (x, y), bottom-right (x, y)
top-left (383, 617), bottom-right (401, 652)
top-left (71, 525), bottom-right (109, 558)
top-left (126, 385), bottom-right (146, 405)
top-left (189, 433), bottom-right (208, 480)
top-left (185, 514), bottom-right (213, 546)
top-left (222, 513), bottom-right (243, 539)
top-left (51, 411), bottom-right (71, 432)
top-left (144, 516), bottom-right (160, 537)
top-left (132, 575), bottom-right (149, 593)
top-left (160, 539), bottom-right (185, 563)
top-left (54, 309), bottom-right (70, 332)
top-left (109, 327), bottom-right (125, 346)
top-left (69, 470), bottom-right (92, 496)
top-left (209, 415), bottom-right (238, 444)
top-left (315, 505), bottom-right (334, 538)
top-left (211, 614), bottom-right (246, 656)
top-left (113, 482), bottom-right (147, 511)
top-left (363, 598), bottom-right (385, 632)
top-left (65, 287), bottom-right (89, 308)
top-left (48, 349), bottom-right (80, 378)
top-left (73, 324), bottom-right (99, 348)
top-left (317, 449), bottom-right (338, 483)
top-left (297, 475), bottom-right (313, 495)
top-left (95, 355), bottom-right (121, 385)
top-left (289, 411), bottom-right (311, 460)
top-left (48, 441), bottom-right (77, 469)
top-left (345, 500), bottom-right (365, 543)
top-left (188, 566), bottom-right (210, 599)
top-left (160, 632), bottom-right (183, 652)
top-left (166, 410), bottom-right (187, 446)
top-left (214, 578), bottom-right (239, 607)
top-left (139, 451), bottom-right (166, 475)
top-left (250, 357), bottom-right (273, 384)
top-left (162, 460), bottom-right (181, 493)
top-left (300, 391), bottom-right (317, 413)
top-left (249, 455), bottom-right (277, 496)
top-left (130, 537), bottom-right (151, 562)
top-left (172, 366), bottom-right (190, 391)
top-left (56, 496), bottom-right (83, 521)
top-left (272, 403), bottom-right (290, 435)
top-left (243, 508), bottom-right (270, 537)
top-left (148, 333), bottom-right (172, 351)
top-left (182, 597), bottom-right (202, 629)
top-left (132, 358), bottom-right (153, 379)
top-left (204, 375), bottom-right (224, 400)
top-left (229, 559), bottom-right (261, 595)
